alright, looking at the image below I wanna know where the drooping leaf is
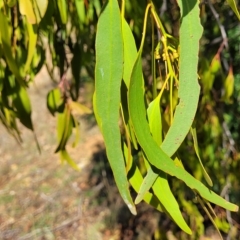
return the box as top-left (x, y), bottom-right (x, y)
top-left (11, 83), bottom-right (33, 130)
top-left (55, 104), bottom-right (73, 153)
top-left (136, 94), bottom-right (192, 234)
top-left (57, 0), bottom-right (68, 24)
top-left (121, 19), bottom-right (138, 149)
top-left (94, 0), bottom-right (136, 215)
top-left (24, 20), bottom-right (38, 73)
top-left (135, 95), bottom-right (163, 204)
top-left (227, 0), bottom-right (240, 20)
top-left (71, 114), bottom-right (80, 148)
top-left (191, 127), bottom-right (213, 187)
top-left (19, 0), bottom-right (48, 24)
top-left (128, 4), bottom-right (238, 213)
top-left (137, 0), bottom-right (205, 203)
top-left (47, 88), bottom-right (63, 116)
top-left (60, 149), bottom-right (80, 170)
top-left (92, 0), bottom-right (101, 16)
top-left (68, 101), bottom-right (92, 115)
top-left (0, 10), bottom-right (25, 86)
top-left (122, 19), bottom-right (138, 87)
top-left (122, 142), bottom-right (164, 213)
top-left (75, 0), bottom-right (86, 27)
top-left (223, 66), bottom-right (234, 103)
top-left (198, 196), bottom-right (223, 240)
top-left (160, 0), bottom-right (203, 157)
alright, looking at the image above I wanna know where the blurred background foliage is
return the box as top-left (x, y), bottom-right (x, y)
top-left (0, 0), bottom-right (240, 239)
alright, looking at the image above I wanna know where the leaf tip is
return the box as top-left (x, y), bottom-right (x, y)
top-left (127, 203), bottom-right (137, 215)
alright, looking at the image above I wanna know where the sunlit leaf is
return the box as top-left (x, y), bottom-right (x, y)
top-left (227, 0), bottom-right (240, 20)
top-left (94, 0), bottom-right (136, 215)
top-left (60, 149), bottom-right (80, 170)
top-left (223, 66), bottom-right (234, 102)
top-left (137, 0), bottom-right (205, 205)
top-left (24, 20), bottom-right (38, 73)
top-left (128, 3), bottom-right (238, 213)
top-left (191, 127), bottom-right (213, 186)
top-left (75, 0), bottom-right (86, 28)
top-left (19, 0), bottom-right (48, 24)
top-left (68, 101), bottom-right (92, 115)
top-left (55, 104), bottom-right (73, 152)
top-left (47, 88), bottom-right (63, 116)
top-left (0, 10), bottom-right (25, 86)
top-left (57, 0), bottom-right (67, 24)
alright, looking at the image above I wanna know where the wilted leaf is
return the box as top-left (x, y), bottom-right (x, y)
top-left (68, 101), bottom-right (92, 115)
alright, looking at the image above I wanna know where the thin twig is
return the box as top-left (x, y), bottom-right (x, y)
top-left (207, 0), bottom-right (229, 49)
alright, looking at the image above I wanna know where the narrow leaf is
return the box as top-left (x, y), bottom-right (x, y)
top-left (227, 0), bottom-right (240, 20)
top-left (55, 105), bottom-right (73, 152)
top-left (60, 150), bottom-right (80, 170)
top-left (24, 20), bottom-right (38, 73)
top-left (122, 142), bottom-right (163, 212)
top-left (0, 10), bottom-right (25, 86)
top-left (160, 0), bottom-right (203, 157)
top-left (68, 101), bottom-right (92, 115)
top-left (57, 0), bottom-right (68, 24)
top-left (191, 127), bottom-right (213, 186)
top-left (94, 0), bottom-right (136, 215)
top-left (137, 0), bottom-right (204, 203)
top-left (128, 19), bottom-right (238, 214)
top-left (19, 0), bottom-right (48, 24)
top-left (136, 95), bottom-right (192, 234)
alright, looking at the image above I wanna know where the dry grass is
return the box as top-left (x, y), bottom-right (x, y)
top-left (0, 68), bottom-right (116, 240)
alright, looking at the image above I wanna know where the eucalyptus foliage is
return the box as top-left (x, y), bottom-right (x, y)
top-left (0, 0), bottom-right (240, 238)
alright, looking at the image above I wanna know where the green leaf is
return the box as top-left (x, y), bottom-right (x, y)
top-left (75, 0), bottom-right (86, 28)
top-left (55, 104), bottom-right (73, 153)
top-left (137, 0), bottom-right (205, 205)
top-left (47, 88), bottom-right (63, 116)
top-left (152, 170), bottom-right (192, 234)
top-left (19, 0), bottom-right (48, 24)
top-left (0, 10), bottom-right (25, 86)
top-left (147, 96), bottom-right (162, 146)
top-left (223, 66), bottom-right (234, 103)
top-left (198, 197), bottom-right (223, 240)
top-left (71, 115), bottom-right (80, 148)
top-left (128, 5), bottom-right (238, 213)
top-left (121, 19), bottom-right (138, 149)
top-left (24, 20), bottom-right (38, 73)
top-left (227, 0), bottom-right (240, 20)
top-left (12, 84), bottom-right (33, 130)
top-left (122, 142), bottom-right (164, 212)
top-left (191, 127), bottom-right (213, 187)
top-left (92, 0), bottom-right (101, 16)
top-left (57, 0), bottom-right (67, 24)
top-left (94, 0), bottom-right (136, 215)
top-left (6, 0), bottom-right (16, 7)
top-left (136, 95), bottom-right (192, 234)
top-left (122, 19), bottom-right (138, 87)
top-left (160, 0), bottom-right (203, 157)
top-left (60, 149), bottom-right (80, 170)
top-left (135, 95), bottom-right (163, 204)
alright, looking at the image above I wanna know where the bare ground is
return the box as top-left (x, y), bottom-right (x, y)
top-left (0, 67), bottom-right (118, 240)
